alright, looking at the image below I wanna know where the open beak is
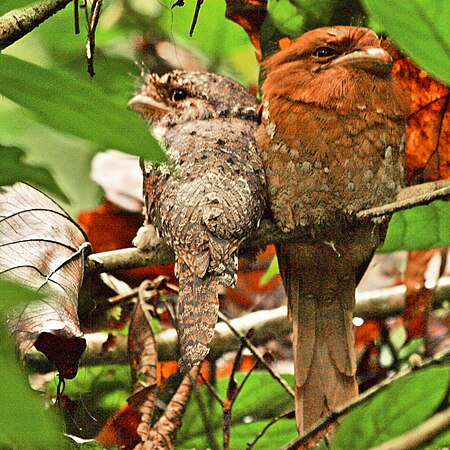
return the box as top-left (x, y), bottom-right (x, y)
top-left (329, 47), bottom-right (392, 73)
top-left (128, 94), bottom-right (170, 115)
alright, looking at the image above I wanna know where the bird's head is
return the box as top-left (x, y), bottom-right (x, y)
top-left (261, 26), bottom-right (405, 111)
top-left (129, 70), bottom-right (258, 130)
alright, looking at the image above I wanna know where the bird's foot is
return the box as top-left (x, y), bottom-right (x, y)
top-left (132, 223), bottom-right (161, 250)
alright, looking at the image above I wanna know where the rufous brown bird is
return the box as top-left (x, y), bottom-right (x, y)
top-left (129, 70), bottom-right (266, 371)
top-left (257, 27), bottom-right (407, 433)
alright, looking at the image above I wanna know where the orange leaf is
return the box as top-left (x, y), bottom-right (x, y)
top-left (402, 250), bottom-right (439, 340)
top-left (387, 43), bottom-right (450, 183)
top-left (225, 0), bottom-right (268, 58)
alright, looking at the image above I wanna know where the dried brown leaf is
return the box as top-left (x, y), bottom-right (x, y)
top-left (134, 366), bottom-right (199, 450)
top-left (128, 281), bottom-right (158, 442)
top-left (225, 0), bottom-right (268, 58)
top-left (0, 183), bottom-right (87, 377)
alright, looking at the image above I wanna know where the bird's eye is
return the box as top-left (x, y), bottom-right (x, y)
top-left (312, 47), bottom-right (336, 58)
top-left (170, 89), bottom-right (188, 102)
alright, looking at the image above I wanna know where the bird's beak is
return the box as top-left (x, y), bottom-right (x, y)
top-left (329, 47), bottom-right (392, 73)
top-left (128, 94), bottom-right (171, 114)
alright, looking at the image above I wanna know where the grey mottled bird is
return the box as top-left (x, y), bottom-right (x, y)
top-left (129, 70), bottom-right (266, 371)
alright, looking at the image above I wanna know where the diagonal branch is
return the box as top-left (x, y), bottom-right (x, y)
top-left (280, 347), bottom-right (450, 450)
top-left (0, 0), bottom-right (72, 50)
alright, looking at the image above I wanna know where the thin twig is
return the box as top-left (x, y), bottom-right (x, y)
top-left (357, 185), bottom-right (450, 219)
top-left (224, 333), bottom-right (250, 450)
top-left (74, 0), bottom-right (80, 34)
top-left (0, 0), bottom-right (72, 50)
top-left (199, 372), bottom-right (224, 407)
top-left (189, 0), bottom-right (204, 36)
top-left (217, 310), bottom-right (295, 399)
top-left (368, 406), bottom-right (450, 450)
top-left (247, 409), bottom-right (295, 450)
top-left (86, 0), bottom-right (102, 77)
top-left (280, 347), bottom-right (450, 450)
top-left (193, 383), bottom-right (221, 450)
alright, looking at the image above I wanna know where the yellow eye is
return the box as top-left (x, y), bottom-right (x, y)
top-left (170, 89), bottom-right (188, 102)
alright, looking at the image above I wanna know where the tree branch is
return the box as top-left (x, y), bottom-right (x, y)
top-left (26, 275), bottom-right (450, 371)
top-left (280, 347), bottom-right (450, 450)
top-left (369, 407), bottom-right (450, 450)
top-left (0, 0), bottom-right (72, 50)
top-left (85, 181), bottom-right (450, 275)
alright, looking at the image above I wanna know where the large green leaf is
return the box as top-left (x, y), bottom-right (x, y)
top-left (379, 200), bottom-right (450, 252)
top-left (331, 365), bottom-right (450, 449)
top-left (177, 371), bottom-right (295, 447)
top-left (362, 0), bottom-right (450, 84)
top-left (0, 281), bottom-right (63, 449)
top-left (0, 54), bottom-right (165, 162)
top-left (0, 145), bottom-right (68, 202)
top-left (160, 0), bottom-right (258, 84)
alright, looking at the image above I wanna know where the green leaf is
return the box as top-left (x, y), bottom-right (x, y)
top-left (0, 145), bottom-right (69, 202)
top-left (259, 255), bottom-right (279, 286)
top-left (331, 365), bottom-right (450, 449)
top-left (177, 371), bottom-right (294, 447)
top-left (379, 200), bottom-right (450, 253)
top-left (361, 0), bottom-right (450, 84)
top-left (0, 281), bottom-right (63, 449)
top-left (0, 55), bottom-right (165, 162)
top-left (0, 0), bottom-right (34, 15)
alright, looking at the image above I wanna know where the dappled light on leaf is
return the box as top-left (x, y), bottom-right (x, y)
top-left (0, 183), bottom-right (87, 375)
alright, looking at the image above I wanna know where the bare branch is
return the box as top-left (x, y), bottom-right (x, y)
top-left (0, 0), bottom-right (72, 50)
top-left (85, 181), bottom-right (450, 275)
top-left (27, 276), bottom-right (450, 371)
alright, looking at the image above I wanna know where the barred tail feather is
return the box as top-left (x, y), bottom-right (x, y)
top-left (177, 261), bottom-right (219, 373)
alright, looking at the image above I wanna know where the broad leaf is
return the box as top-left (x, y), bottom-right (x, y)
top-left (0, 183), bottom-right (87, 377)
top-left (0, 55), bottom-right (165, 162)
top-left (331, 365), bottom-right (450, 449)
top-left (0, 318), bottom-right (63, 449)
top-left (177, 371), bottom-right (294, 447)
top-left (0, 145), bottom-right (68, 203)
top-left (379, 200), bottom-right (450, 252)
top-left (362, 0), bottom-right (450, 84)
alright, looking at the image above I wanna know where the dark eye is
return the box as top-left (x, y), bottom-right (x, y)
top-left (312, 47), bottom-right (336, 58)
top-left (170, 89), bottom-right (188, 102)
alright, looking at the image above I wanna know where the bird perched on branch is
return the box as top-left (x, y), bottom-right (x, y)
top-left (257, 27), bottom-right (407, 432)
top-left (129, 70), bottom-right (266, 371)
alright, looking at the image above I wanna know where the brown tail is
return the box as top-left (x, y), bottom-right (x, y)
top-left (276, 228), bottom-right (376, 433)
top-left (177, 261), bottom-right (219, 373)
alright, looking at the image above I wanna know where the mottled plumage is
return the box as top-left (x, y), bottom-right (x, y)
top-left (257, 27), bottom-right (407, 432)
top-left (130, 70), bottom-right (266, 370)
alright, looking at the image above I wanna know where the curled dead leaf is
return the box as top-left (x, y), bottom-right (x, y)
top-left (0, 183), bottom-right (87, 377)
